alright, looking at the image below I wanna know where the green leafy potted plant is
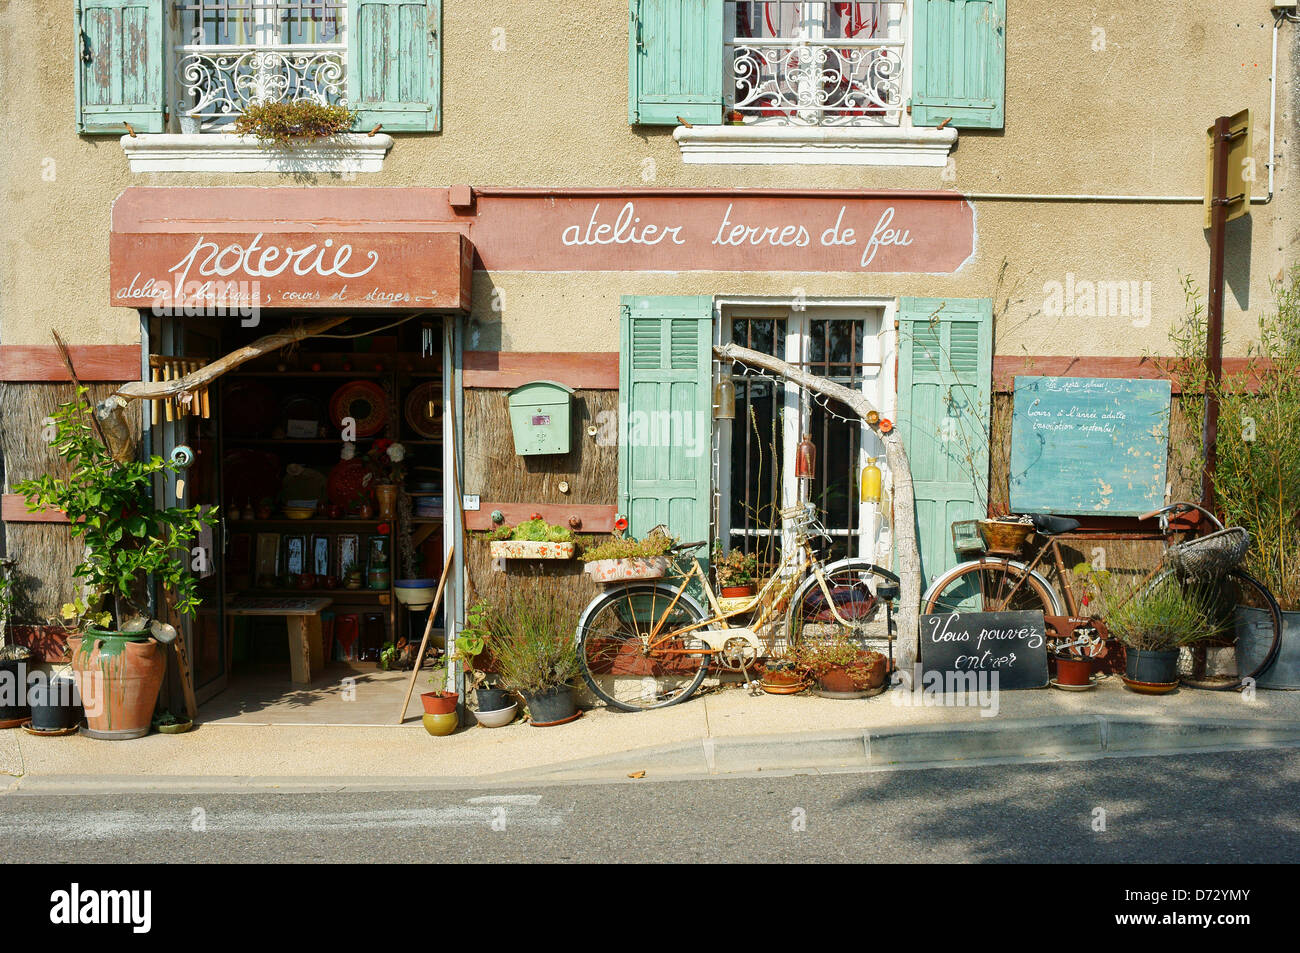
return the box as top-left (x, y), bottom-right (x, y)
top-left (420, 663), bottom-right (459, 735)
top-left (1164, 270), bottom-right (1300, 686)
top-left (580, 526), bottom-right (676, 583)
top-left (15, 390), bottom-right (217, 740)
top-left (1106, 577), bottom-right (1228, 693)
top-left (487, 516), bottom-right (577, 560)
top-left (713, 544), bottom-right (760, 598)
top-left (790, 630), bottom-right (888, 699)
top-left (482, 592), bottom-right (582, 726)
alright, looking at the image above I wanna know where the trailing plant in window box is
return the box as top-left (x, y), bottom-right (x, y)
top-left (578, 528), bottom-right (676, 562)
top-left (231, 100), bottom-right (359, 147)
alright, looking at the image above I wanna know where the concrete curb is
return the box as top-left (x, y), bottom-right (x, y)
top-left (7, 715), bottom-right (1300, 794)
top-left (482, 714), bottom-right (1300, 783)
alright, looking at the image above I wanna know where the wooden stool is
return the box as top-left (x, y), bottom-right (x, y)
top-left (226, 596), bottom-right (334, 685)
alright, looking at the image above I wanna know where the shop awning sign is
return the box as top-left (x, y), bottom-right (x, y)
top-left (469, 192), bottom-right (975, 274)
top-left (110, 216), bottom-right (473, 312)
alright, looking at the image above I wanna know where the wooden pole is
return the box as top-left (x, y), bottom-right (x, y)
top-left (396, 543), bottom-right (455, 724)
top-left (713, 342), bottom-right (922, 672)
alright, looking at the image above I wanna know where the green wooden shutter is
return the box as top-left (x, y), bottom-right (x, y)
top-left (348, 0), bottom-right (442, 132)
top-left (628, 0), bottom-right (723, 125)
top-left (896, 298), bottom-right (993, 590)
top-left (75, 0), bottom-right (165, 134)
top-left (619, 295), bottom-right (714, 558)
top-left (911, 0), bottom-right (1005, 129)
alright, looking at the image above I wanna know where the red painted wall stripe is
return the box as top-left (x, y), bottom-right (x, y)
top-left (0, 345), bottom-right (141, 382)
top-left (463, 351), bottom-right (618, 389)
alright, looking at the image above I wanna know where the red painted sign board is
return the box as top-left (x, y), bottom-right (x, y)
top-left (108, 187), bottom-right (976, 311)
top-left (469, 192), bottom-right (975, 273)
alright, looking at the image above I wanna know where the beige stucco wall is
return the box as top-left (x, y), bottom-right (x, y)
top-left (1, 2), bottom-right (1296, 353)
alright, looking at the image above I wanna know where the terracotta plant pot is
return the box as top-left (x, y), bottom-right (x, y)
top-left (1054, 655), bottom-right (1094, 686)
top-left (68, 631), bottom-right (166, 740)
top-left (815, 652), bottom-right (887, 696)
top-left (420, 690), bottom-right (458, 715)
top-left (760, 669), bottom-right (807, 694)
top-left (375, 483), bottom-right (398, 520)
top-left (721, 585), bottom-right (756, 598)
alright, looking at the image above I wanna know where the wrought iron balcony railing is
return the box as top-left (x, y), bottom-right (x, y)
top-left (175, 42), bottom-right (347, 130)
top-left (725, 1), bottom-right (904, 126)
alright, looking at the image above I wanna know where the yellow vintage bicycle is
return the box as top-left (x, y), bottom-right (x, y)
top-left (574, 502), bottom-right (899, 711)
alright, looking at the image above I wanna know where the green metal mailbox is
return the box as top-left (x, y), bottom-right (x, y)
top-left (507, 380), bottom-right (575, 456)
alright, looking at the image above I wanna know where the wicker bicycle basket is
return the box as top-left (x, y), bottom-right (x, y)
top-left (978, 519), bottom-right (1034, 554)
top-left (1166, 527), bottom-right (1251, 579)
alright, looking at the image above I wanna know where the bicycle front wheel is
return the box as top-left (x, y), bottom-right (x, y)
top-left (922, 558), bottom-right (1064, 616)
top-left (785, 560), bottom-right (899, 653)
top-left (576, 584), bottom-right (712, 712)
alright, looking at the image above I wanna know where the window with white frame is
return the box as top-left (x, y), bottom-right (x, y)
top-left (716, 304), bottom-right (890, 566)
top-left (173, 0), bottom-right (348, 132)
top-left (726, 1), bottom-right (905, 127)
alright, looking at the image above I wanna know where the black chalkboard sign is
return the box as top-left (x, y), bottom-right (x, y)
top-left (919, 610), bottom-right (1049, 690)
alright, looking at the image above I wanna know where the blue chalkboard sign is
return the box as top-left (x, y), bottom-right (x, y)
top-left (1009, 376), bottom-right (1171, 516)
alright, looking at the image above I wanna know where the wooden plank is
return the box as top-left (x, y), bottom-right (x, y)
top-left (465, 502), bottom-right (618, 533)
top-left (286, 616), bottom-right (313, 685)
top-left (463, 351), bottom-right (619, 390)
top-left (0, 345), bottom-right (141, 382)
top-left (1, 496), bottom-right (68, 524)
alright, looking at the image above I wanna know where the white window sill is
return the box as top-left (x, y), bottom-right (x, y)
top-left (120, 133), bottom-right (394, 173)
top-left (673, 124), bottom-right (957, 167)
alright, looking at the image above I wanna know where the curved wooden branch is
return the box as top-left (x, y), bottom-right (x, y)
top-left (714, 341), bottom-right (921, 670)
top-left (114, 315), bottom-right (352, 401)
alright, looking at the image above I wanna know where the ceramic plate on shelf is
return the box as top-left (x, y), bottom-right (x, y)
top-left (329, 380), bottom-right (389, 437)
top-left (404, 382), bottom-right (443, 438)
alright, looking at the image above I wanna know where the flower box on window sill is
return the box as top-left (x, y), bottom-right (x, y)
top-left (119, 132), bottom-right (394, 174)
top-left (673, 124), bottom-right (957, 167)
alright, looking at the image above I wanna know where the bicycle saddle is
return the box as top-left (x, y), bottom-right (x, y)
top-left (1030, 514), bottom-right (1080, 536)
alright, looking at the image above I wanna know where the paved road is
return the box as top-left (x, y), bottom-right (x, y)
top-left (3, 748), bottom-right (1299, 863)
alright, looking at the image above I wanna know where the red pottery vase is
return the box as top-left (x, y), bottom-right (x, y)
top-left (68, 632), bottom-right (165, 740)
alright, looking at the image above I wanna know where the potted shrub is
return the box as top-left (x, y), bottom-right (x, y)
top-left (420, 665), bottom-right (459, 736)
top-left (791, 630), bottom-right (888, 699)
top-left (487, 516), bottom-right (577, 560)
top-left (759, 658), bottom-right (807, 695)
top-left (15, 389), bottom-right (218, 740)
top-left (1106, 577), bottom-right (1227, 693)
top-left (580, 527), bottom-right (676, 583)
top-left (482, 592), bottom-right (582, 726)
top-left (714, 544), bottom-right (760, 598)
top-left (0, 561), bottom-right (33, 727)
top-left (1165, 271), bottom-right (1300, 686)
top-left (457, 601), bottom-right (513, 718)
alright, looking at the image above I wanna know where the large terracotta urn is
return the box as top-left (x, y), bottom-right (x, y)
top-left (68, 631), bottom-right (165, 740)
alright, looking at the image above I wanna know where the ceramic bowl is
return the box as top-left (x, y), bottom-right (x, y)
top-left (422, 712), bottom-right (458, 736)
top-left (473, 703), bottom-right (518, 728)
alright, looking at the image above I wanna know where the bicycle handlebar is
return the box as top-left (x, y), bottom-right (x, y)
top-left (1138, 501), bottom-right (1225, 532)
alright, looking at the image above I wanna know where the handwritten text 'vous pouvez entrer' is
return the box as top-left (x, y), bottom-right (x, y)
top-left (560, 201), bottom-right (915, 268)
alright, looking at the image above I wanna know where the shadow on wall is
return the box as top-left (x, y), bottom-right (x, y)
top-left (1213, 213), bottom-right (1252, 312)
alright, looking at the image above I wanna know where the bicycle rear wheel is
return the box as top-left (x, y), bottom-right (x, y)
top-left (921, 557), bottom-right (1064, 616)
top-left (1141, 568), bottom-right (1281, 690)
top-left (576, 584), bottom-right (712, 712)
top-left (785, 560), bottom-right (899, 654)
top-left (1223, 569), bottom-right (1283, 688)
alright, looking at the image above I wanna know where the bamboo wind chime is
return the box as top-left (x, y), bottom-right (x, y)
top-left (147, 356), bottom-right (211, 424)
